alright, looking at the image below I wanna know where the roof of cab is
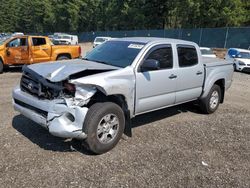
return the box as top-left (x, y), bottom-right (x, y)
top-left (113, 37), bottom-right (198, 45)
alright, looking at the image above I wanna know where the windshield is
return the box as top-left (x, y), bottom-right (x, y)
top-left (84, 41), bottom-right (145, 68)
top-left (201, 49), bottom-right (214, 55)
top-left (236, 52), bottom-right (250, 59)
top-left (0, 36), bottom-right (11, 45)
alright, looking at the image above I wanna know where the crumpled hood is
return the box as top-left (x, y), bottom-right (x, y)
top-left (27, 59), bottom-right (120, 82)
top-left (235, 58), bottom-right (250, 64)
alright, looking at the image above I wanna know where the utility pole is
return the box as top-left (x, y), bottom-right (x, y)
top-left (224, 27), bottom-right (229, 49)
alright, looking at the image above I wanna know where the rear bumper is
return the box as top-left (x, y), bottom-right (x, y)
top-left (12, 86), bottom-right (88, 140)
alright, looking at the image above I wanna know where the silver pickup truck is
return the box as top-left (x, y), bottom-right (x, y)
top-left (12, 38), bottom-right (233, 154)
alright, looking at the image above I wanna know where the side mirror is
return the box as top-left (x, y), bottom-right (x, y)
top-left (141, 59), bottom-right (160, 71)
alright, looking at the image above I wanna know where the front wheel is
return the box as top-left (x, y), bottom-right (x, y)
top-left (200, 85), bottom-right (221, 114)
top-left (83, 102), bottom-right (125, 154)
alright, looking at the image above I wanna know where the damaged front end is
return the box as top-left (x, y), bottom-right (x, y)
top-left (13, 66), bottom-right (98, 140)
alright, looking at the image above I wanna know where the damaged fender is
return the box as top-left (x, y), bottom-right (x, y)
top-left (47, 86), bottom-right (97, 139)
top-left (70, 67), bottom-right (136, 117)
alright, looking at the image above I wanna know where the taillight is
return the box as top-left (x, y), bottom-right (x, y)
top-left (64, 82), bottom-right (76, 93)
top-left (78, 46), bottom-right (81, 56)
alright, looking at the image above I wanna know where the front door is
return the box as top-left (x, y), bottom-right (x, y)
top-left (20, 37), bottom-right (29, 64)
top-left (5, 37), bottom-right (29, 65)
top-left (135, 44), bottom-right (177, 114)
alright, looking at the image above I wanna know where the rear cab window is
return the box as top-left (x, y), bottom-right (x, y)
top-left (32, 37), bottom-right (47, 46)
top-left (177, 45), bottom-right (198, 67)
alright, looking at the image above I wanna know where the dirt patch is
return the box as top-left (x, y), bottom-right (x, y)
top-left (213, 48), bottom-right (227, 59)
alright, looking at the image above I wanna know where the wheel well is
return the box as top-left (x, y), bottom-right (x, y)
top-left (87, 91), bottom-right (128, 113)
top-left (87, 91), bottom-right (132, 137)
top-left (56, 53), bottom-right (71, 60)
top-left (214, 79), bottom-right (225, 103)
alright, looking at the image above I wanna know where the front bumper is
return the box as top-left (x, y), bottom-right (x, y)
top-left (237, 65), bottom-right (250, 72)
top-left (12, 86), bottom-right (88, 140)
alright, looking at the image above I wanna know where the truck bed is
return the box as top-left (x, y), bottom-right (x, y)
top-left (202, 57), bottom-right (232, 67)
top-left (201, 57), bottom-right (234, 96)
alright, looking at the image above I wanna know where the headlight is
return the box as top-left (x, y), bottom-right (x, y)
top-left (238, 61), bottom-right (246, 66)
top-left (64, 82), bottom-right (76, 93)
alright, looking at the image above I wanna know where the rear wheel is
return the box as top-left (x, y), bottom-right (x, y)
top-left (200, 84), bottom-right (221, 114)
top-left (0, 60), bottom-right (3, 74)
top-left (57, 55), bottom-right (70, 61)
top-left (82, 102), bottom-right (125, 154)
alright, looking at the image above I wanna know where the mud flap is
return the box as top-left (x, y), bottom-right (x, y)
top-left (124, 109), bottom-right (132, 137)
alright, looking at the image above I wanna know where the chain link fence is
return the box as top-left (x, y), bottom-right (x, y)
top-left (78, 27), bottom-right (250, 49)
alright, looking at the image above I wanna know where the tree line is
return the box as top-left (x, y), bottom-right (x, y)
top-left (0, 0), bottom-right (249, 33)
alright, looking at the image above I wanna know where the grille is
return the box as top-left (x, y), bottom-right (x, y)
top-left (242, 67), bottom-right (250, 72)
top-left (20, 72), bottom-right (41, 97)
top-left (20, 66), bottom-right (64, 99)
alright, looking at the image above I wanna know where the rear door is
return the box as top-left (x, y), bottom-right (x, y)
top-left (30, 37), bottom-right (52, 63)
top-left (175, 45), bottom-right (204, 103)
top-left (135, 44), bottom-right (177, 114)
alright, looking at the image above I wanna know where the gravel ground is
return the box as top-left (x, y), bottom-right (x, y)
top-left (0, 68), bottom-right (250, 187)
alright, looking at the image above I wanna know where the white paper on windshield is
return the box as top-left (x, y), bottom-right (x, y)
top-left (128, 44), bottom-right (144, 49)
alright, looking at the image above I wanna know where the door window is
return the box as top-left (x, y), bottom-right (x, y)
top-left (177, 46), bottom-right (198, 67)
top-left (7, 38), bottom-right (20, 47)
top-left (20, 38), bottom-right (27, 46)
top-left (145, 46), bottom-right (173, 69)
top-left (32, 38), bottom-right (46, 46)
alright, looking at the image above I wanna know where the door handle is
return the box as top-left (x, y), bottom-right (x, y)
top-left (42, 48), bottom-right (48, 50)
top-left (196, 71), bottom-right (203, 75)
top-left (169, 74), bottom-right (177, 79)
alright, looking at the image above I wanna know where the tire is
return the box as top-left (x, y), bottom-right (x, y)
top-left (200, 84), bottom-right (221, 114)
top-left (57, 55), bottom-right (70, 61)
top-left (0, 60), bottom-right (3, 74)
top-left (83, 102), bottom-right (125, 154)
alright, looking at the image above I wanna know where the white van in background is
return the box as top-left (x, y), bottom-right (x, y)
top-left (200, 47), bottom-right (217, 58)
top-left (52, 33), bottom-right (78, 45)
top-left (12, 32), bottom-right (24, 37)
top-left (93, 37), bottom-right (112, 48)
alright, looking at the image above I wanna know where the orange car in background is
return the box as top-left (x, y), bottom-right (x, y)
top-left (0, 35), bottom-right (81, 73)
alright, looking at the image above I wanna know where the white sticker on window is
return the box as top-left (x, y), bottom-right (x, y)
top-left (128, 44), bottom-right (144, 49)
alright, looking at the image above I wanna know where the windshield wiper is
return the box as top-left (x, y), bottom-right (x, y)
top-left (82, 58), bottom-right (122, 68)
top-left (83, 58), bottom-right (110, 65)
